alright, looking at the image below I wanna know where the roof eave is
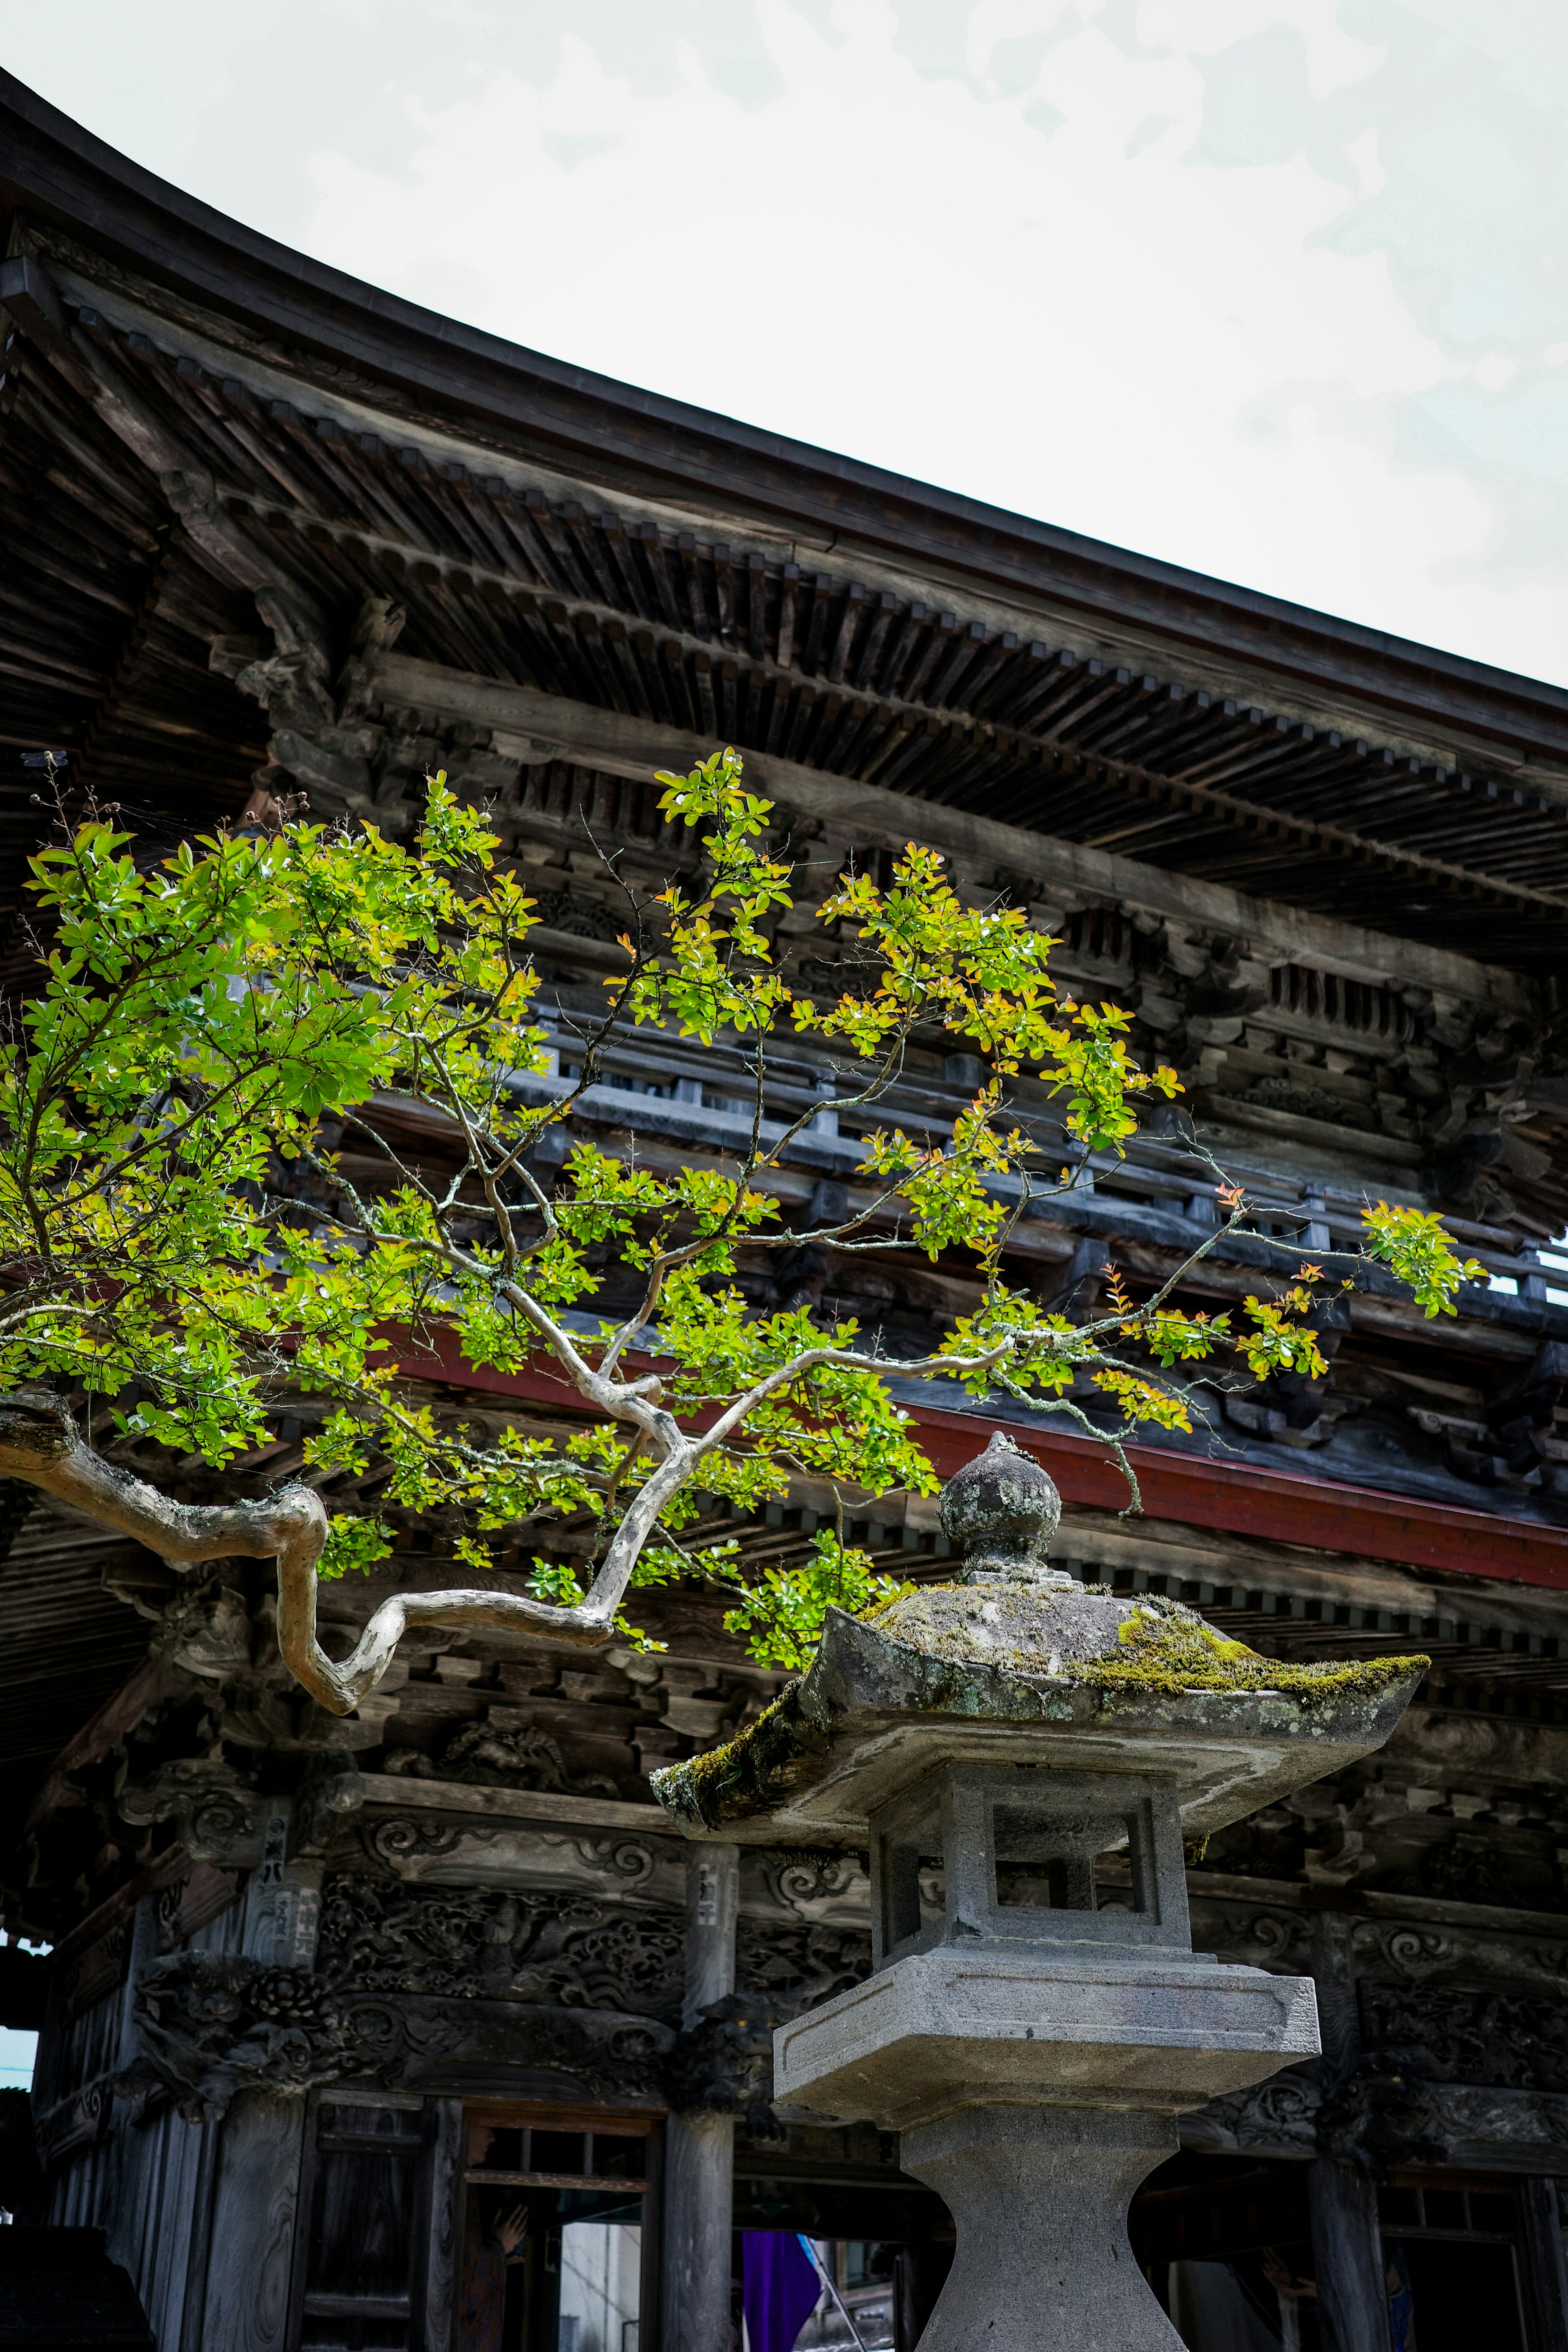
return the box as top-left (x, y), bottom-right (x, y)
top-left (4, 67), bottom-right (1568, 768)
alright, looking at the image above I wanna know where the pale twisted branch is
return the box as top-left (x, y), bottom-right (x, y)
top-left (0, 1389), bottom-right (611, 1717)
top-left (0, 1292), bottom-right (1018, 1717)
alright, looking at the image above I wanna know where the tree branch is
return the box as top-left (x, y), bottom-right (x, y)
top-left (0, 1390), bottom-right (625, 1719)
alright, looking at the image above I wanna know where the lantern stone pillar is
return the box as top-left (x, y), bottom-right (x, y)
top-left (655, 1429), bottom-right (1427, 2352)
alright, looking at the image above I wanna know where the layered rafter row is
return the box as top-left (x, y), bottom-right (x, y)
top-left (2, 278), bottom-right (1567, 974)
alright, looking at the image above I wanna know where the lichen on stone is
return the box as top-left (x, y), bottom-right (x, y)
top-left (656, 1682), bottom-right (811, 1830)
top-left (652, 1584), bottom-right (1428, 1834)
top-left (857, 1581), bottom-right (1426, 1705)
top-left (864, 1579), bottom-right (1123, 1673)
top-left (938, 1428), bottom-right (1065, 1585)
top-left (1069, 1590), bottom-right (1428, 1708)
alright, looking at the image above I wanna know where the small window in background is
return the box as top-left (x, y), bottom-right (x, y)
top-left (0, 1936), bottom-right (47, 2094)
top-left (0, 2028), bottom-right (36, 2092)
top-left (559, 2215), bottom-right (641, 2352)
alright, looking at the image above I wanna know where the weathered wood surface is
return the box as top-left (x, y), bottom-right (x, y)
top-left (423, 2097), bottom-right (465, 2352)
top-left (1307, 2157), bottom-right (1390, 2352)
top-left (1518, 2177), bottom-right (1568, 2352)
top-left (661, 2114), bottom-right (735, 2352)
top-left (9, 120), bottom-right (1568, 801)
top-left (368, 657), bottom-right (1536, 1011)
top-left (662, 1851), bottom-right (740, 2352)
top-left (200, 2091), bottom-right (307, 2352)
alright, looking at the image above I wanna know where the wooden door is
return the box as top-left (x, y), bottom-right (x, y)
top-left (288, 2090), bottom-right (462, 2352)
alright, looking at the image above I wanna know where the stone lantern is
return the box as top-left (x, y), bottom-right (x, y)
top-left (655, 1432), bottom-right (1426, 2352)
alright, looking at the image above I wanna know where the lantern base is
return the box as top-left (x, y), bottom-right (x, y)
top-left (901, 2101), bottom-right (1185, 2352)
top-left (773, 1946), bottom-right (1320, 2351)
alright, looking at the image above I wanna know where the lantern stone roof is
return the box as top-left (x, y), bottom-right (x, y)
top-left (652, 1587), bottom-right (1426, 1846)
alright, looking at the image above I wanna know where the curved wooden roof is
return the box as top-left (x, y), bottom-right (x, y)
top-left (2, 68), bottom-right (1568, 973)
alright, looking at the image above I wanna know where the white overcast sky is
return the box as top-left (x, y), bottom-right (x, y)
top-left (7, 0), bottom-right (1568, 687)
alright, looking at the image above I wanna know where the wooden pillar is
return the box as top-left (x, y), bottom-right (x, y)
top-left (200, 2091), bottom-right (310, 2352)
top-left (1518, 2178), bottom-right (1568, 2352)
top-left (105, 1895), bottom-right (205, 2339)
top-left (114, 1893), bottom-right (160, 2075)
top-left (662, 2115), bottom-right (737, 2352)
top-left (1303, 1908), bottom-right (1388, 2352)
top-left (195, 1797), bottom-right (320, 2352)
top-left (639, 2122), bottom-right (667, 2352)
top-left (241, 1797), bottom-right (324, 1967)
top-left (1307, 2158), bottom-right (1388, 2352)
top-left (662, 1846), bottom-right (739, 2352)
top-left (894, 2238), bottom-right (952, 2352)
top-left (423, 2098), bottom-right (466, 2352)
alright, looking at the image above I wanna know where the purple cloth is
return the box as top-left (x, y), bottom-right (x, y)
top-left (743, 2232), bottom-right (822, 2352)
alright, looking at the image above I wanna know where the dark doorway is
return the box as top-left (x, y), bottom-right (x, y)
top-left (461, 2104), bottom-right (653, 2352)
top-left (1378, 2178), bottom-right (1526, 2352)
top-left (1128, 2155), bottom-right (1531, 2352)
top-left (1130, 2150), bottom-right (1321, 2350)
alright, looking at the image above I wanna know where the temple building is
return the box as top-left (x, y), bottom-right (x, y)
top-left (4, 62), bottom-right (1568, 2352)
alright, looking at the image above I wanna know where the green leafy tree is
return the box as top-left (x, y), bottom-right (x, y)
top-left (0, 753), bottom-right (1483, 1708)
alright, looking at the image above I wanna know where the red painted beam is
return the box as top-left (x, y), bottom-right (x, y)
top-left (908, 1405), bottom-right (1568, 1594)
top-left (394, 1331), bottom-right (1568, 1595)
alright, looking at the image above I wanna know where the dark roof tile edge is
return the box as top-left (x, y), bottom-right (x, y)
top-left (4, 69), bottom-right (1568, 763)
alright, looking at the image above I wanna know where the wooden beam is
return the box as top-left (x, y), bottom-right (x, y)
top-left (371, 653), bottom-right (1535, 1013)
top-left (202, 470), bottom-right (1564, 913)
